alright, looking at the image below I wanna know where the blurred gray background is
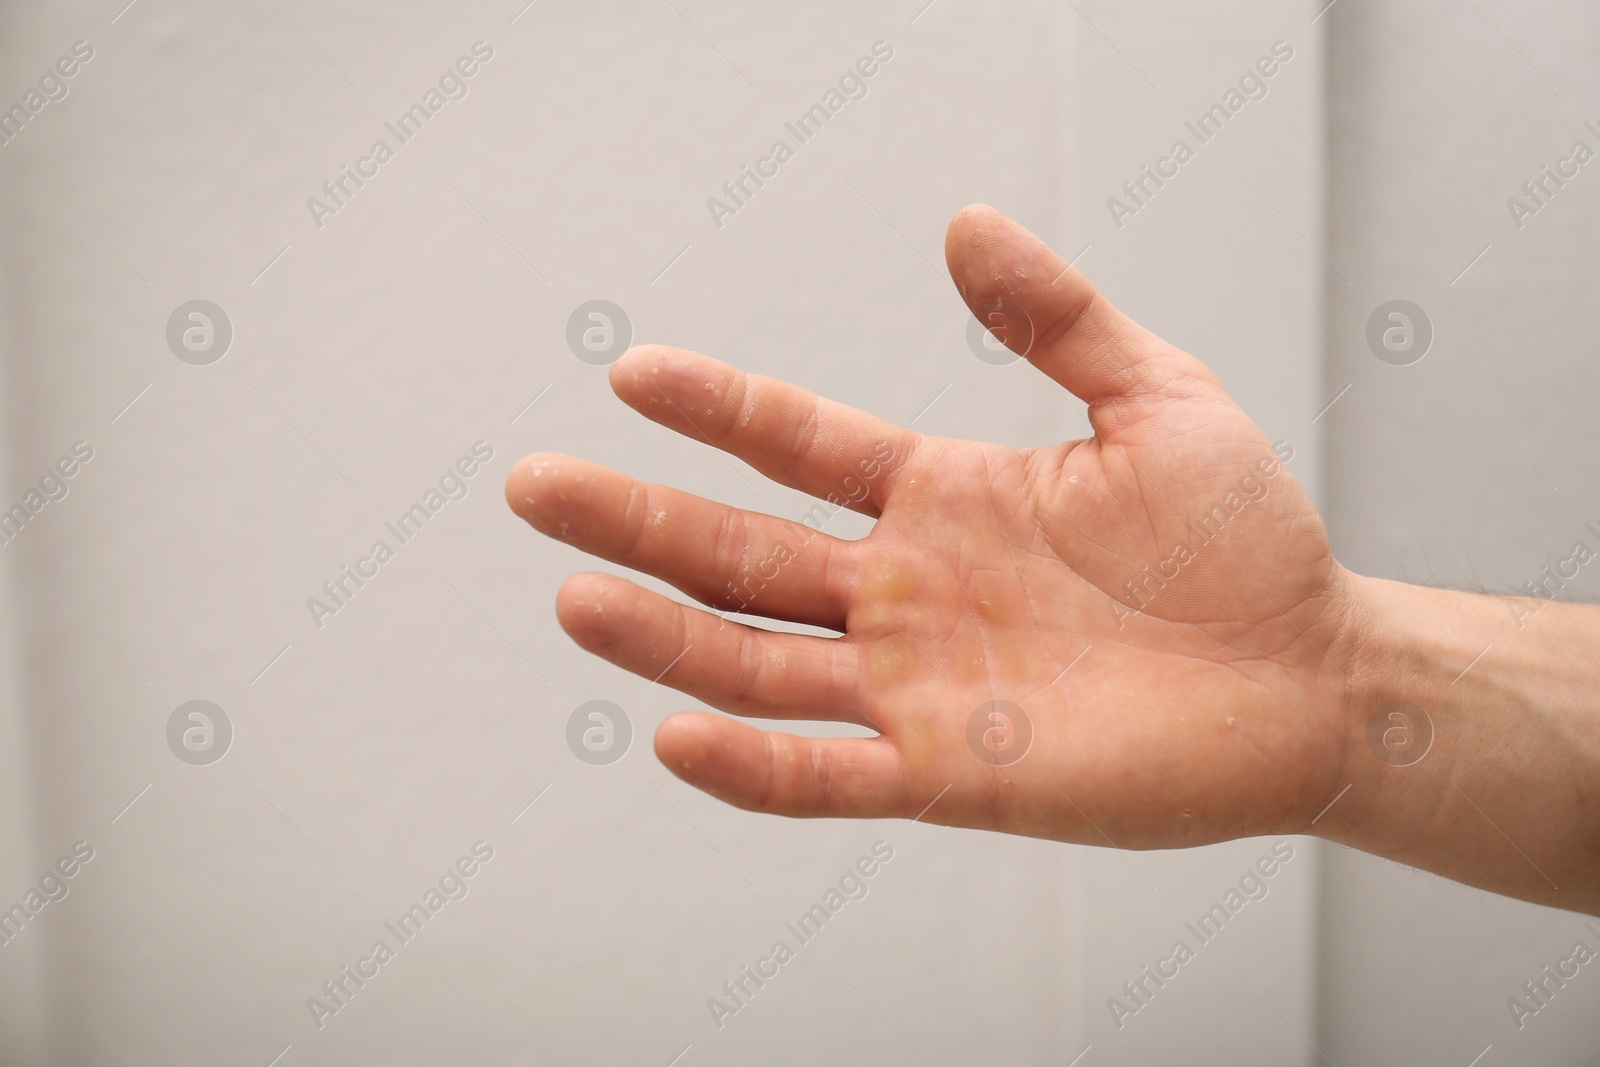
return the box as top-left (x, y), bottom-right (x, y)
top-left (0, 0), bottom-right (1594, 1063)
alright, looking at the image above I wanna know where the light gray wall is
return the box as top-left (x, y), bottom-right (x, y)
top-left (24, 0), bottom-right (1597, 1063)
top-left (0, 151), bottom-right (44, 1067)
top-left (1320, 2), bottom-right (1600, 1063)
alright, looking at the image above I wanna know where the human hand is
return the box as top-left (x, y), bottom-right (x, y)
top-left (507, 205), bottom-right (1363, 851)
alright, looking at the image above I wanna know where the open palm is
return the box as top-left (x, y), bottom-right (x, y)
top-left (508, 206), bottom-right (1359, 850)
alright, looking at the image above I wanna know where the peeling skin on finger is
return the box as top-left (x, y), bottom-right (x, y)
top-left (510, 456), bottom-right (552, 488)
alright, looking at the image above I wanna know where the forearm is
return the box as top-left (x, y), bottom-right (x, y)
top-left (1317, 574), bottom-right (1600, 914)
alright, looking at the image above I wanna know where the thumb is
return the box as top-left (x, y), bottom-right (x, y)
top-left (944, 205), bottom-right (1219, 409)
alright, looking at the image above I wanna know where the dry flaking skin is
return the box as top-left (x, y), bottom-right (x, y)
top-left (508, 203), bottom-right (1600, 916)
top-left (508, 203), bottom-right (1355, 862)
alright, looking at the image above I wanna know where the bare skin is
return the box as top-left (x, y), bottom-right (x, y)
top-left (508, 205), bottom-right (1600, 916)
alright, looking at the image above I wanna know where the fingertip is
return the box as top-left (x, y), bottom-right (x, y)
top-left (504, 452), bottom-right (562, 521)
top-left (504, 458), bottom-right (529, 515)
top-left (607, 344), bottom-right (656, 404)
top-left (945, 204), bottom-right (1051, 298)
top-left (507, 452), bottom-right (607, 534)
top-left (554, 571), bottom-right (626, 652)
top-left (945, 203), bottom-right (1005, 254)
top-left (945, 202), bottom-right (1041, 270)
top-left (655, 711), bottom-right (765, 803)
top-left (610, 344), bottom-right (702, 408)
top-left (653, 710), bottom-right (706, 773)
top-left (611, 344), bottom-right (740, 409)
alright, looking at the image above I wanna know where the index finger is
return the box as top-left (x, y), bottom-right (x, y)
top-left (609, 345), bottom-right (920, 518)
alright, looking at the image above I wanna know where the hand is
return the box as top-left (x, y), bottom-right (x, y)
top-left (506, 205), bottom-right (1363, 851)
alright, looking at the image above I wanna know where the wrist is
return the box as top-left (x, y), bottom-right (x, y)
top-left (1322, 573), bottom-right (1507, 834)
top-left (1316, 571), bottom-right (1600, 912)
top-left (1338, 573), bottom-right (1492, 779)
